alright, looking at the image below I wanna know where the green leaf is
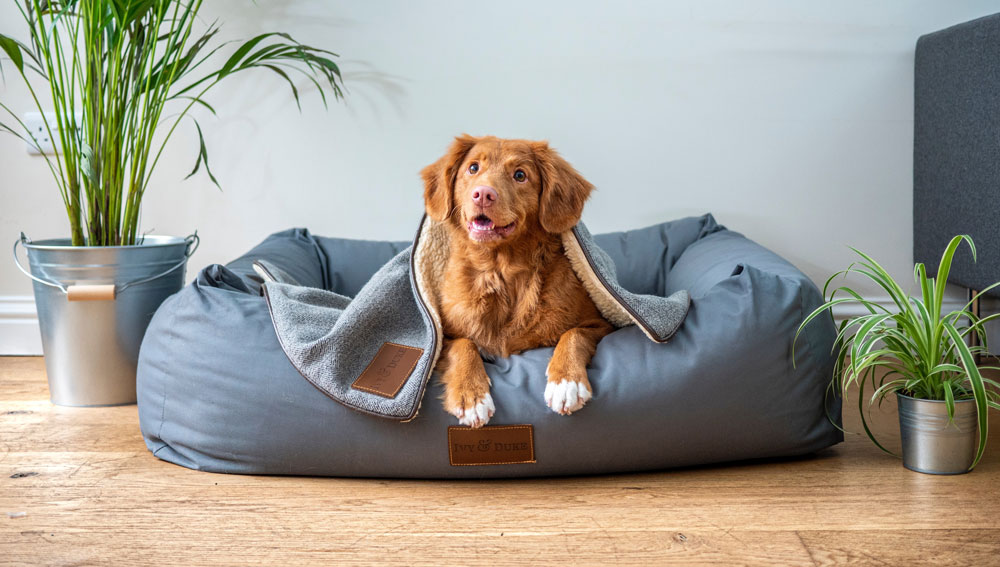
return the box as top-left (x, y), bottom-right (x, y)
top-left (858, 369), bottom-right (895, 456)
top-left (220, 33), bottom-right (281, 77)
top-left (871, 379), bottom-right (907, 404)
top-left (849, 313), bottom-right (893, 368)
top-left (0, 34), bottom-right (24, 73)
top-left (926, 363), bottom-right (963, 377)
top-left (955, 281), bottom-right (1000, 317)
top-left (943, 380), bottom-right (956, 422)
top-left (145, 27), bottom-right (221, 95)
top-left (846, 246), bottom-right (915, 317)
top-left (832, 286), bottom-right (890, 314)
top-left (185, 119), bottom-right (220, 190)
top-left (175, 96), bottom-right (218, 116)
top-left (822, 266), bottom-right (853, 298)
top-left (792, 297), bottom-right (859, 367)
top-left (915, 262), bottom-right (933, 305)
top-left (262, 64), bottom-right (300, 111)
top-left (909, 297), bottom-right (934, 346)
top-left (943, 323), bottom-right (989, 470)
top-left (935, 235), bottom-right (975, 317)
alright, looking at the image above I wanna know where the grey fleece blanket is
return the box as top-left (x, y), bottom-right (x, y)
top-left (260, 215), bottom-right (690, 421)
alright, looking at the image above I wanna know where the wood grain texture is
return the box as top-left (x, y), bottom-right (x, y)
top-left (2, 356), bottom-right (999, 566)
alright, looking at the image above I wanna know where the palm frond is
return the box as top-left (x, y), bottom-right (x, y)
top-left (0, 0), bottom-right (345, 245)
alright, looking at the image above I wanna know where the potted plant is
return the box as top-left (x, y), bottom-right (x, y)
top-left (1, 0), bottom-right (344, 406)
top-left (796, 235), bottom-right (1000, 473)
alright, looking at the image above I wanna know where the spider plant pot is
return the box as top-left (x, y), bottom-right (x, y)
top-left (897, 392), bottom-right (978, 475)
top-left (14, 233), bottom-right (198, 407)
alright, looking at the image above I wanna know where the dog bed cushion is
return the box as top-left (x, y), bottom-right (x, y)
top-left (137, 214), bottom-right (842, 478)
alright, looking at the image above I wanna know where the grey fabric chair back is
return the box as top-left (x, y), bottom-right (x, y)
top-left (914, 12), bottom-right (1000, 295)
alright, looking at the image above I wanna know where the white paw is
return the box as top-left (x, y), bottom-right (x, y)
top-left (544, 380), bottom-right (592, 415)
top-left (452, 393), bottom-right (495, 428)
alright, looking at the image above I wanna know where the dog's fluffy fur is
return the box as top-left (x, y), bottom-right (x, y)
top-left (421, 135), bottom-right (614, 428)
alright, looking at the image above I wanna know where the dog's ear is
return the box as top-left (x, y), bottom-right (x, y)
top-left (421, 134), bottom-right (478, 221)
top-left (533, 142), bottom-right (594, 233)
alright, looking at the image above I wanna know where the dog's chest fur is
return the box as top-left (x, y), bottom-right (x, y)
top-left (439, 235), bottom-right (601, 358)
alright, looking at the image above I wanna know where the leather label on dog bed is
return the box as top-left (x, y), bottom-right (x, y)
top-left (448, 425), bottom-right (536, 466)
top-left (352, 342), bottom-right (423, 398)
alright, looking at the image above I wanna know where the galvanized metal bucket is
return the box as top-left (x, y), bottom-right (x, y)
top-left (897, 393), bottom-right (978, 475)
top-left (14, 233), bottom-right (198, 406)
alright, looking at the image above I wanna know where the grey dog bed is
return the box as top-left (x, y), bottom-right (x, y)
top-left (137, 214), bottom-right (842, 478)
top-left (259, 214), bottom-right (690, 421)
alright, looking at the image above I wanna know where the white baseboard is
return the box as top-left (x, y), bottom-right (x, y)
top-left (829, 296), bottom-right (970, 322)
top-left (0, 296), bottom-right (42, 355)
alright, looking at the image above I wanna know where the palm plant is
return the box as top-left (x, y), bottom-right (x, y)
top-left (0, 0), bottom-right (344, 246)
top-left (796, 235), bottom-right (1000, 470)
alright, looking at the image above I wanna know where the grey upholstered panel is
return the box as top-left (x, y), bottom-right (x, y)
top-left (914, 12), bottom-right (1000, 295)
top-left (136, 214), bottom-right (842, 478)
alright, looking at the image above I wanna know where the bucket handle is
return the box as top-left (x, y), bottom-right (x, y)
top-left (13, 232), bottom-right (200, 301)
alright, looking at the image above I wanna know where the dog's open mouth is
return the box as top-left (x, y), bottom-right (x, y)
top-left (467, 214), bottom-right (516, 242)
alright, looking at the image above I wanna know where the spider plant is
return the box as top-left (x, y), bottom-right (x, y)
top-left (0, 0), bottom-right (344, 246)
top-left (796, 235), bottom-right (1000, 470)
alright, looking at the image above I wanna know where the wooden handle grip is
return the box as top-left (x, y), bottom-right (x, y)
top-left (66, 284), bottom-right (116, 302)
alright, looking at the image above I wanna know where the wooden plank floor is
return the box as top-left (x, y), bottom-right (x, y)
top-left (2, 356), bottom-right (999, 566)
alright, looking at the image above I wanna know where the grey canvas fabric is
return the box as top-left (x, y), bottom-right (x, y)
top-left (259, 216), bottom-right (690, 420)
top-left (136, 214), bottom-right (843, 478)
top-left (914, 12), bottom-right (1000, 296)
top-left (252, 259), bottom-right (302, 287)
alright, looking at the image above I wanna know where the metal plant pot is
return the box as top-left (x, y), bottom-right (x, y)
top-left (14, 233), bottom-right (198, 407)
top-left (897, 392), bottom-right (978, 475)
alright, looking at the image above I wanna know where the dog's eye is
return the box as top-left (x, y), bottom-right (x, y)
top-left (513, 169), bottom-right (526, 182)
top-left (468, 162), bottom-right (479, 174)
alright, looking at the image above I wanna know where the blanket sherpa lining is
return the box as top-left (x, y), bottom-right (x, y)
top-left (260, 216), bottom-right (690, 422)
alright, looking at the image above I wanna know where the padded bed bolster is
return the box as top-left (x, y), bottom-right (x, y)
top-left (137, 214), bottom-right (842, 478)
top-left (224, 228), bottom-right (330, 291)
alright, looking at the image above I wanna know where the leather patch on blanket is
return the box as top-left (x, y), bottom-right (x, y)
top-left (448, 425), bottom-right (536, 466)
top-left (352, 342), bottom-right (423, 398)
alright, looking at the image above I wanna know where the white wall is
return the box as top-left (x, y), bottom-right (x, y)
top-left (2, 1), bottom-right (998, 352)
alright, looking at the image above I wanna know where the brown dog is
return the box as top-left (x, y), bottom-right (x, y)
top-left (421, 135), bottom-right (614, 428)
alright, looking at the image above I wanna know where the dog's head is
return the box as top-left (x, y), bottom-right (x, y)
top-left (421, 135), bottom-right (593, 244)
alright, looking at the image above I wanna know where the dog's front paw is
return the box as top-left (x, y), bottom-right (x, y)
top-left (544, 379), bottom-right (592, 415)
top-left (445, 391), bottom-right (495, 428)
top-left (545, 358), bottom-right (592, 415)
